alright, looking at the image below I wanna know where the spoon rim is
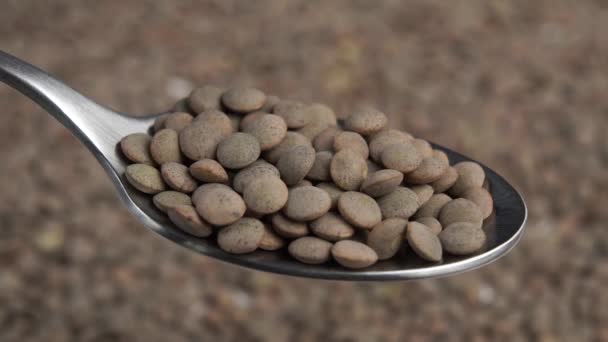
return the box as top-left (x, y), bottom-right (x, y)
top-left (113, 130), bottom-right (527, 281)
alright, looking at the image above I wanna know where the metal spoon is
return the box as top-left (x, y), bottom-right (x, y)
top-left (0, 50), bottom-right (527, 281)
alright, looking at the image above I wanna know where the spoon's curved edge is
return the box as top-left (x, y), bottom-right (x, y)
top-left (112, 135), bottom-right (527, 281)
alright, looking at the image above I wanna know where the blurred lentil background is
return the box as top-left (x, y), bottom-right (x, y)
top-left (1, 1), bottom-right (607, 341)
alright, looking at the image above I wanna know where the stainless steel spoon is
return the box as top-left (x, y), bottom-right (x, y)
top-left (0, 50), bottom-right (527, 281)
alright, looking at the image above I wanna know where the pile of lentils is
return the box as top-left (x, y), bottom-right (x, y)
top-left (120, 86), bottom-right (493, 269)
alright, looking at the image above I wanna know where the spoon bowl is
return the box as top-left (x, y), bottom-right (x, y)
top-left (0, 50), bottom-right (527, 281)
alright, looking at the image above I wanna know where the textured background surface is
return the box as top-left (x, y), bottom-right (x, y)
top-left (1, 1), bottom-right (607, 341)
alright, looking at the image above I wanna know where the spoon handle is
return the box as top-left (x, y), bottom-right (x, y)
top-left (0, 50), bottom-right (149, 170)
